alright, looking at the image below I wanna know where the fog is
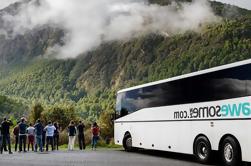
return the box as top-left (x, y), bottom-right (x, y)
top-left (0, 0), bottom-right (20, 10)
top-left (0, 0), bottom-right (220, 58)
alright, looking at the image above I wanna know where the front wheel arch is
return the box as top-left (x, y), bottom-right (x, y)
top-left (123, 132), bottom-right (133, 152)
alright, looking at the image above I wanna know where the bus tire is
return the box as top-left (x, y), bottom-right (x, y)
top-left (123, 134), bottom-right (133, 152)
top-left (194, 136), bottom-right (212, 164)
top-left (220, 136), bottom-right (241, 166)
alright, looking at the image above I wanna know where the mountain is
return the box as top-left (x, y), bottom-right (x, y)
top-left (0, 0), bottom-right (250, 121)
top-left (0, 0), bottom-right (64, 66)
top-left (0, 0), bottom-right (250, 66)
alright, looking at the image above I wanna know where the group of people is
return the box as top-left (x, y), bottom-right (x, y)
top-left (0, 117), bottom-right (100, 154)
top-left (67, 121), bottom-right (100, 151)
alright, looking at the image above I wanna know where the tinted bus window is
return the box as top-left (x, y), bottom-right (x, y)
top-left (212, 64), bottom-right (248, 100)
top-left (117, 63), bottom-right (251, 117)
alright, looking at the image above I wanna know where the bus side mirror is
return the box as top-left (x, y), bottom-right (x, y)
top-left (110, 113), bottom-right (115, 122)
top-left (110, 113), bottom-right (118, 122)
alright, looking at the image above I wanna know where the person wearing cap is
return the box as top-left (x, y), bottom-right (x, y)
top-left (1, 118), bottom-right (13, 154)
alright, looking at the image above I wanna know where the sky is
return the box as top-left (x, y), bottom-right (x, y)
top-left (213, 0), bottom-right (251, 10)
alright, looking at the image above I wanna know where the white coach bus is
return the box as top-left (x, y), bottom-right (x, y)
top-left (114, 59), bottom-right (251, 166)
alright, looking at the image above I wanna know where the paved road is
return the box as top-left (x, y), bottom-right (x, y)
top-left (0, 149), bottom-right (250, 166)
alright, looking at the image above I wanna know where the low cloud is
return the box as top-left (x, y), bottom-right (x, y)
top-left (0, 0), bottom-right (220, 58)
top-left (0, 0), bottom-right (20, 10)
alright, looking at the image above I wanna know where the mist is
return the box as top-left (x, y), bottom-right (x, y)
top-left (0, 0), bottom-right (20, 10)
top-left (0, 0), bottom-right (220, 58)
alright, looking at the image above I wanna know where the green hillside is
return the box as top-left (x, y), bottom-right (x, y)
top-left (0, 95), bottom-right (28, 121)
top-left (0, 1), bottom-right (250, 121)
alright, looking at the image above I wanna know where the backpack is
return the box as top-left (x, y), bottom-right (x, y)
top-left (92, 126), bottom-right (99, 136)
top-left (13, 126), bottom-right (19, 136)
top-left (19, 123), bottom-right (27, 134)
top-left (68, 126), bottom-right (76, 136)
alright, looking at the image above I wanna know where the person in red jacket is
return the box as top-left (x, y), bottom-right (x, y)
top-left (91, 122), bottom-right (100, 150)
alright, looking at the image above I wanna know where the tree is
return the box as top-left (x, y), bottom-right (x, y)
top-left (97, 110), bottom-right (114, 139)
top-left (29, 103), bottom-right (44, 124)
top-left (41, 105), bottom-right (77, 130)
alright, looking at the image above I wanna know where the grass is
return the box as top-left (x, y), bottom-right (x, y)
top-left (58, 143), bottom-right (122, 151)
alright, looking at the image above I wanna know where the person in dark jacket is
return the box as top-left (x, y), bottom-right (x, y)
top-left (34, 119), bottom-right (43, 152)
top-left (19, 118), bottom-right (28, 152)
top-left (0, 125), bottom-right (2, 154)
top-left (1, 118), bottom-right (13, 154)
top-left (68, 121), bottom-right (76, 151)
top-left (42, 128), bottom-right (46, 149)
top-left (53, 122), bottom-right (60, 150)
top-left (0, 125), bottom-right (7, 153)
top-left (13, 122), bottom-right (20, 152)
top-left (77, 121), bottom-right (85, 150)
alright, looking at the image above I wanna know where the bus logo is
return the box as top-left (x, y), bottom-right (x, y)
top-left (174, 102), bottom-right (251, 119)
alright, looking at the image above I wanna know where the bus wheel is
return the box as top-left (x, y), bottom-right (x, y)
top-left (194, 136), bottom-right (212, 164)
top-left (123, 134), bottom-right (133, 152)
top-left (220, 136), bottom-right (241, 166)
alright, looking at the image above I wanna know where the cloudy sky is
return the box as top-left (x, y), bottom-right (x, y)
top-left (213, 0), bottom-right (251, 10)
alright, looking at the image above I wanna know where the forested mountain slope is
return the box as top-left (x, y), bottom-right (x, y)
top-left (0, 0), bottom-right (250, 121)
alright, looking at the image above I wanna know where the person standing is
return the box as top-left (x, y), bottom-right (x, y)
top-left (19, 118), bottom-right (28, 152)
top-left (44, 121), bottom-right (56, 151)
top-left (34, 119), bottom-right (43, 152)
top-left (1, 118), bottom-right (13, 154)
top-left (53, 122), bottom-right (60, 150)
top-left (68, 121), bottom-right (76, 151)
top-left (13, 122), bottom-right (20, 152)
top-left (42, 128), bottom-right (46, 149)
top-left (77, 121), bottom-right (85, 150)
top-left (0, 125), bottom-right (2, 154)
top-left (27, 123), bottom-right (35, 151)
top-left (91, 122), bottom-right (100, 150)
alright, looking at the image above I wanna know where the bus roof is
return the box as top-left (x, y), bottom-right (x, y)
top-left (118, 58), bottom-right (251, 93)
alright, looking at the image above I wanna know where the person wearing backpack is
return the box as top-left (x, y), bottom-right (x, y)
top-left (13, 123), bottom-right (19, 152)
top-left (91, 122), bottom-right (100, 150)
top-left (68, 121), bottom-right (76, 151)
top-left (19, 118), bottom-right (28, 152)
